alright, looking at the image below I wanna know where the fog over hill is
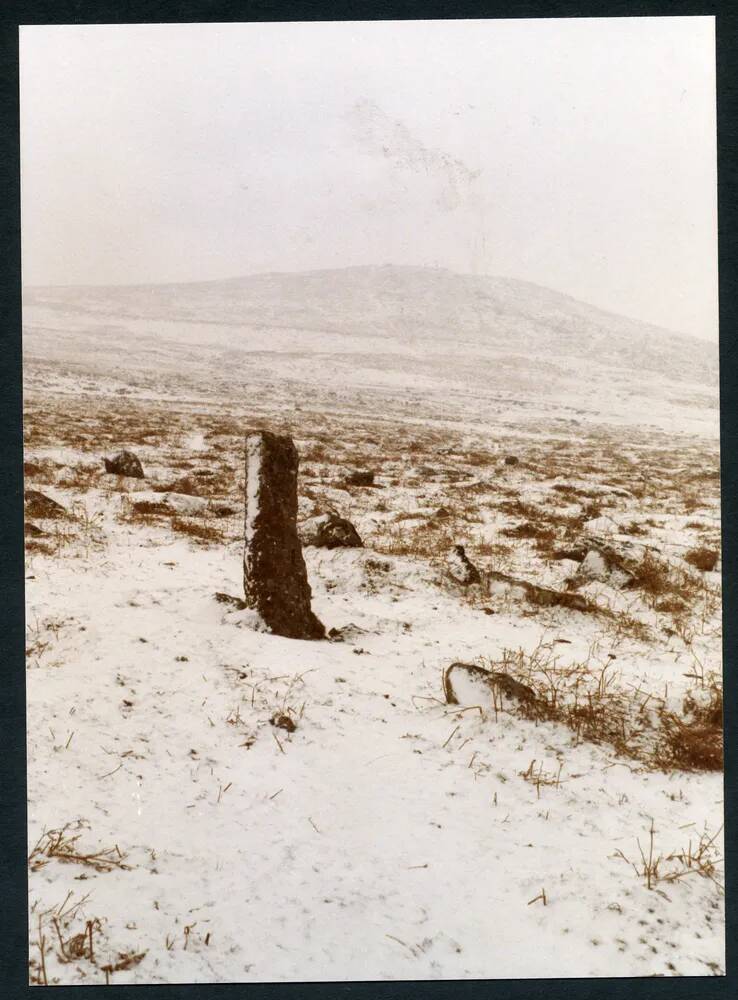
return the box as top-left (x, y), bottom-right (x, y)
top-left (23, 266), bottom-right (719, 434)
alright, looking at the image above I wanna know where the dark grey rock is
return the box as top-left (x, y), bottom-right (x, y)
top-left (243, 430), bottom-right (325, 640)
top-left (104, 450), bottom-right (144, 478)
top-left (299, 513), bottom-right (363, 549)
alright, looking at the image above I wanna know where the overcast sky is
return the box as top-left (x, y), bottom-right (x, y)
top-left (20, 17), bottom-right (717, 340)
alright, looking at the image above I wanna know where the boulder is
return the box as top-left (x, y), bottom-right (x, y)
top-left (104, 450), bottom-right (144, 478)
top-left (23, 490), bottom-right (67, 519)
top-left (243, 431), bottom-right (325, 640)
top-left (447, 544), bottom-right (481, 585)
top-left (503, 455), bottom-right (519, 466)
top-left (299, 513), bottom-right (363, 549)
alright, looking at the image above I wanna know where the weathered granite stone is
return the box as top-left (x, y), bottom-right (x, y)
top-left (104, 450), bottom-right (145, 478)
top-left (243, 431), bottom-right (325, 640)
top-left (299, 513), bottom-right (363, 549)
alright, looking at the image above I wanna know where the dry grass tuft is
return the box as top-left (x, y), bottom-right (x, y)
top-left (28, 821), bottom-right (131, 874)
top-left (441, 645), bottom-right (723, 772)
top-left (684, 546), bottom-right (720, 573)
top-left (170, 517), bottom-right (225, 545)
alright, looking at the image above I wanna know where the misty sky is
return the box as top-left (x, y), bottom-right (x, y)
top-left (20, 17), bottom-right (718, 340)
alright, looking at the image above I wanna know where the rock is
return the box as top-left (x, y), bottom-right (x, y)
top-left (433, 506), bottom-right (452, 519)
top-left (327, 623), bottom-right (369, 643)
top-left (104, 450), bottom-right (144, 478)
top-left (442, 662), bottom-right (541, 714)
top-left (550, 547), bottom-right (587, 562)
top-left (23, 490), bottom-right (67, 519)
top-left (447, 544), bottom-right (481, 585)
top-left (572, 541), bottom-right (639, 589)
top-left (24, 521), bottom-right (45, 537)
top-left (243, 430), bottom-right (325, 640)
top-left (131, 491), bottom-right (207, 516)
top-left (487, 570), bottom-right (592, 612)
top-left (214, 592), bottom-right (247, 610)
top-left (503, 455), bottom-right (519, 466)
top-left (345, 470), bottom-right (375, 487)
top-left (299, 513), bottom-right (363, 549)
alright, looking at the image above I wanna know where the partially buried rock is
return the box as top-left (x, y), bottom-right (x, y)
top-left (299, 513), bottom-right (363, 549)
top-left (24, 490), bottom-right (67, 519)
top-left (447, 544), bottom-right (481, 585)
top-left (573, 542), bottom-right (637, 589)
top-left (243, 430), bottom-right (325, 640)
top-left (104, 450), bottom-right (144, 478)
top-left (345, 470), bottom-right (375, 487)
top-left (503, 455), bottom-right (519, 466)
top-left (442, 662), bottom-right (540, 714)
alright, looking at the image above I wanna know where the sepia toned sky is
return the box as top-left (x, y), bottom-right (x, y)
top-left (20, 17), bottom-right (718, 340)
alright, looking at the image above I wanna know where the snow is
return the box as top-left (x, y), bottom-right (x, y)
top-left (244, 434), bottom-right (263, 545)
top-left (25, 529), bottom-right (725, 983)
top-left (23, 266), bottom-right (724, 984)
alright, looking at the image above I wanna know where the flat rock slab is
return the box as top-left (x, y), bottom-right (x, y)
top-left (487, 570), bottom-right (592, 612)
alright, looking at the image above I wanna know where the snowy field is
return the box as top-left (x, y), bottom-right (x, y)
top-left (23, 269), bottom-right (724, 983)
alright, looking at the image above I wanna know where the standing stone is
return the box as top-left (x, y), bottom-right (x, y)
top-left (243, 431), bottom-right (325, 640)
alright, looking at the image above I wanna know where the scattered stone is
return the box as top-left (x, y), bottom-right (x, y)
top-left (299, 513), bottom-right (363, 549)
top-left (345, 470), bottom-right (375, 487)
top-left (214, 592), bottom-right (247, 610)
top-left (443, 662), bottom-right (541, 713)
top-left (503, 455), bottom-right (519, 466)
top-left (550, 547), bottom-right (587, 562)
top-left (447, 544), bottom-right (481, 585)
top-left (270, 712), bottom-right (296, 733)
top-left (211, 504), bottom-right (236, 518)
top-left (243, 430), bottom-right (325, 640)
top-left (434, 506), bottom-right (452, 519)
top-left (487, 570), bottom-right (592, 612)
top-left (23, 489), bottom-right (67, 519)
top-left (572, 541), bottom-right (640, 589)
top-left (131, 491), bottom-right (210, 516)
top-left (327, 623), bottom-right (369, 643)
top-left (104, 450), bottom-right (144, 478)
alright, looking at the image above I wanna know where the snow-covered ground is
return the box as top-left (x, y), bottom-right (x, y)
top-left (23, 268), bottom-right (724, 983)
